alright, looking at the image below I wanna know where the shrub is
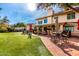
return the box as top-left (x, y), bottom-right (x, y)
top-left (0, 27), bottom-right (8, 32)
top-left (7, 27), bottom-right (14, 32)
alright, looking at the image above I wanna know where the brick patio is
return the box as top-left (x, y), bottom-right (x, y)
top-left (33, 34), bottom-right (79, 56)
top-left (58, 37), bottom-right (79, 56)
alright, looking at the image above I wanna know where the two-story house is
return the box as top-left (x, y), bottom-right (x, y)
top-left (36, 6), bottom-right (79, 35)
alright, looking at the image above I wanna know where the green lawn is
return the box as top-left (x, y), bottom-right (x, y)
top-left (0, 32), bottom-right (52, 56)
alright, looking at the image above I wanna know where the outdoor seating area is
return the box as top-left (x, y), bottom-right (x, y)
top-left (34, 27), bottom-right (71, 45)
top-left (33, 32), bottom-right (79, 56)
top-left (50, 30), bottom-right (70, 44)
top-left (45, 30), bottom-right (79, 56)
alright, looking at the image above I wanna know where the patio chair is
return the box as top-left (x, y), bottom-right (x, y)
top-left (50, 32), bottom-right (61, 44)
top-left (61, 30), bottom-right (69, 43)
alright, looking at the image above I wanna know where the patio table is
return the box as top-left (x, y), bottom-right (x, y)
top-left (52, 32), bottom-right (62, 39)
top-left (52, 32), bottom-right (62, 34)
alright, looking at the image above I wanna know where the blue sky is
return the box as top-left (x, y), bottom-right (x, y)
top-left (0, 3), bottom-right (62, 25)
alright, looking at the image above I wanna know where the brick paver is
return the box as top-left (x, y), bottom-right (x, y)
top-left (33, 34), bottom-right (68, 56)
top-left (61, 37), bottom-right (79, 56)
top-left (33, 34), bottom-right (79, 56)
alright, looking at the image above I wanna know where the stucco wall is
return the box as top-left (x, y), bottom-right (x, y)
top-left (73, 23), bottom-right (79, 33)
top-left (47, 17), bottom-right (52, 24)
top-left (36, 16), bottom-right (52, 25)
top-left (53, 12), bottom-right (79, 23)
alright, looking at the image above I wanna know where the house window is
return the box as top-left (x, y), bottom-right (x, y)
top-left (67, 12), bottom-right (75, 20)
top-left (64, 26), bottom-right (74, 32)
top-left (44, 18), bottom-right (48, 23)
top-left (38, 21), bottom-right (42, 24)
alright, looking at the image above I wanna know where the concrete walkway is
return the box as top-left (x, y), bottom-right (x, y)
top-left (33, 34), bottom-right (68, 56)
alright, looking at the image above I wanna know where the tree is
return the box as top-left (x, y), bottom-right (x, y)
top-left (13, 22), bottom-right (26, 27)
top-left (0, 16), bottom-right (10, 32)
top-left (2, 16), bottom-right (9, 23)
top-left (37, 3), bottom-right (79, 12)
